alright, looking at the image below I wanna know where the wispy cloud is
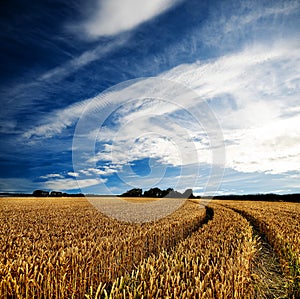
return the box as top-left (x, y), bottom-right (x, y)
top-left (0, 176), bottom-right (89, 193)
top-left (43, 178), bottom-right (106, 191)
top-left (200, 1), bottom-right (300, 48)
top-left (90, 102), bottom-right (212, 168)
top-left (81, 0), bottom-right (181, 38)
top-left (67, 172), bottom-right (79, 177)
top-left (223, 2), bottom-right (298, 34)
top-left (24, 37), bottom-right (300, 178)
top-left (39, 36), bottom-right (128, 82)
top-left (23, 99), bottom-right (90, 139)
top-left (40, 173), bottom-right (64, 179)
top-left (162, 41), bottom-right (300, 175)
top-left (79, 166), bottom-right (120, 176)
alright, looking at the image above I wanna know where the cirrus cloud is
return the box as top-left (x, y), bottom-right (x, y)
top-left (82, 0), bottom-right (181, 38)
top-left (43, 178), bottom-right (106, 191)
top-left (22, 39), bottom-right (300, 178)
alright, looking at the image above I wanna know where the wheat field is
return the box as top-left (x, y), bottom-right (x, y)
top-left (0, 197), bottom-right (299, 298)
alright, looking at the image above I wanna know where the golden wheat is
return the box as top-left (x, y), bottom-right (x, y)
top-left (219, 200), bottom-right (300, 298)
top-left (86, 204), bottom-right (257, 298)
top-left (0, 197), bottom-right (205, 298)
top-left (1, 197), bottom-right (299, 298)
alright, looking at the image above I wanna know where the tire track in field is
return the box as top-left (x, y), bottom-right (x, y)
top-left (149, 203), bottom-right (214, 257)
top-left (218, 204), bottom-right (289, 299)
top-left (188, 200), bottom-right (214, 227)
top-left (102, 204), bottom-right (215, 295)
top-left (202, 205), bottom-right (214, 225)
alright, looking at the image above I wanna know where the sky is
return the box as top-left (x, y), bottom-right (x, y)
top-left (0, 0), bottom-right (299, 195)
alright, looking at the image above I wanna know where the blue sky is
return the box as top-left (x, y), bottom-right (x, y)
top-left (0, 0), bottom-right (299, 195)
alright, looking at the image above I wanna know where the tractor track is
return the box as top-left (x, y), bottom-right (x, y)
top-left (218, 204), bottom-right (289, 299)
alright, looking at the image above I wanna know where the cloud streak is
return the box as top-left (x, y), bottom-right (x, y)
top-left (200, 1), bottom-right (300, 49)
top-left (82, 0), bottom-right (181, 38)
top-left (39, 37), bottom-right (128, 82)
top-left (43, 178), bottom-right (105, 191)
top-left (23, 39), bottom-right (300, 176)
top-left (2, 0), bottom-right (299, 195)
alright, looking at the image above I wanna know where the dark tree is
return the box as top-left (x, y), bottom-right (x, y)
top-left (50, 191), bottom-right (63, 197)
top-left (33, 190), bottom-right (49, 197)
top-left (119, 187), bottom-right (198, 199)
top-left (119, 188), bottom-right (143, 197)
top-left (143, 187), bottom-right (163, 198)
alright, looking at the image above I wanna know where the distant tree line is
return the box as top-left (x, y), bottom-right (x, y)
top-left (1, 190), bottom-right (299, 202)
top-left (119, 188), bottom-right (300, 202)
top-left (32, 190), bottom-right (84, 197)
top-left (213, 193), bottom-right (300, 202)
top-left (119, 187), bottom-right (199, 199)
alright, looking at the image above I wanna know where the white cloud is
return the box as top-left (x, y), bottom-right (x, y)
top-left (200, 1), bottom-right (300, 48)
top-left (91, 105), bottom-right (212, 168)
top-left (222, 2), bottom-right (298, 35)
top-left (96, 133), bottom-right (182, 166)
top-left (161, 42), bottom-right (300, 175)
top-left (82, 0), bottom-right (180, 38)
top-left (23, 99), bottom-right (90, 139)
top-left (23, 38), bottom-right (300, 176)
top-left (79, 166), bottom-right (119, 176)
top-left (40, 173), bottom-right (64, 179)
top-left (67, 172), bottom-right (79, 177)
top-left (39, 37), bottom-right (127, 82)
top-left (38, 173), bottom-right (106, 191)
top-left (224, 115), bottom-right (300, 174)
top-left (43, 178), bottom-right (106, 191)
top-left (162, 40), bottom-right (299, 107)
